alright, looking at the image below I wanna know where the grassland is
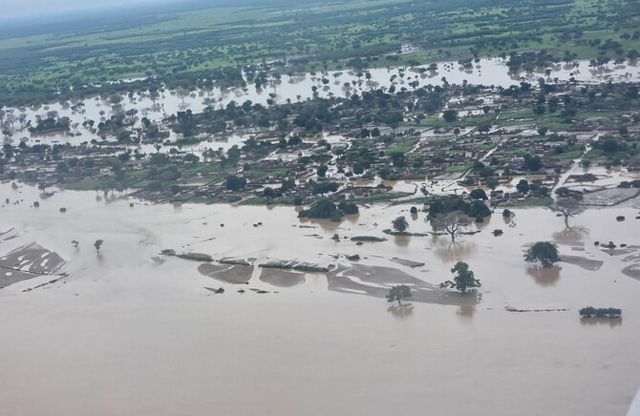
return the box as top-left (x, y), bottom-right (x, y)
top-left (0, 0), bottom-right (639, 106)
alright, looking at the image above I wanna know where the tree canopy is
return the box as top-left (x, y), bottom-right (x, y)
top-left (392, 216), bottom-right (409, 233)
top-left (524, 241), bottom-right (560, 267)
top-left (469, 188), bottom-right (487, 200)
top-left (298, 198), bottom-right (340, 219)
top-left (516, 179), bottom-right (530, 194)
top-left (386, 285), bottom-right (411, 305)
top-left (440, 261), bottom-right (481, 293)
top-left (225, 175), bottom-right (247, 191)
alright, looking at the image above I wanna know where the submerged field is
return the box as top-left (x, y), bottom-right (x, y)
top-left (1, 0), bottom-right (640, 414)
top-left (1, 181), bottom-right (640, 416)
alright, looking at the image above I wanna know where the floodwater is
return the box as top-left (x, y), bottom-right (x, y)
top-left (3, 58), bottom-right (638, 150)
top-left (1, 181), bottom-right (639, 416)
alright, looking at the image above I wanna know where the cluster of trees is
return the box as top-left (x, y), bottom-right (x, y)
top-left (386, 261), bottom-right (480, 306)
top-left (3, 0), bottom-right (638, 107)
top-left (428, 195), bottom-right (491, 220)
top-left (579, 307), bottom-right (622, 319)
top-left (297, 198), bottom-right (358, 221)
top-left (28, 114), bottom-right (71, 134)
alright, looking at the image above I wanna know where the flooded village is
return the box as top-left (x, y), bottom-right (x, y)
top-left (1, 6), bottom-right (640, 416)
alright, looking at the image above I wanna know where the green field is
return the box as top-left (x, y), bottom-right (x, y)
top-left (0, 0), bottom-right (639, 106)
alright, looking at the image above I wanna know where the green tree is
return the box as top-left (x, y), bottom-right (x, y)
top-left (338, 201), bottom-right (359, 215)
top-left (226, 175), bottom-right (246, 191)
top-left (263, 187), bottom-right (276, 198)
top-left (442, 109), bottom-right (457, 122)
top-left (184, 153), bottom-right (199, 164)
top-left (523, 154), bottom-right (542, 171)
top-left (469, 188), bottom-right (487, 200)
top-left (516, 179), bottom-right (530, 194)
top-left (386, 285), bottom-right (411, 305)
top-left (298, 198), bottom-right (341, 220)
top-left (440, 261), bottom-right (481, 293)
top-left (280, 178), bottom-right (296, 192)
top-left (392, 216), bottom-right (409, 233)
top-left (524, 242), bottom-right (560, 267)
top-left (317, 165), bottom-right (328, 177)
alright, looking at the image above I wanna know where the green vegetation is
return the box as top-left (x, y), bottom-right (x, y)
top-left (1, 0), bottom-right (639, 106)
top-left (579, 306), bottom-right (622, 318)
top-left (298, 198), bottom-right (358, 221)
top-left (440, 261), bottom-right (481, 293)
top-left (524, 242), bottom-right (560, 268)
top-left (350, 236), bottom-right (386, 242)
top-left (386, 285), bottom-right (412, 305)
top-left (392, 216), bottom-right (409, 233)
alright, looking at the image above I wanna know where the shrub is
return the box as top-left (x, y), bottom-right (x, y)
top-left (579, 306), bottom-right (621, 318)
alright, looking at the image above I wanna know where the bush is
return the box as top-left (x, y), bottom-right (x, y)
top-left (338, 201), bottom-right (359, 214)
top-left (313, 182), bottom-right (339, 194)
top-left (392, 216), bottom-right (409, 233)
top-left (579, 306), bottom-right (621, 318)
top-left (524, 242), bottom-right (560, 267)
top-left (298, 198), bottom-right (339, 219)
top-left (443, 110), bottom-right (457, 122)
top-left (226, 175), bottom-right (246, 191)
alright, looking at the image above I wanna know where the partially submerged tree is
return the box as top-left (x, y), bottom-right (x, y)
top-left (551, 197), bottom-right (584, 227)
top-left (440, 261), bottom-right (481, 293)
top-left (431, 211), bottom-right (473, 241)
top-left (579, 306), bottom-right (621, 319)
top-left (392, 216), bottom-right (409, 233)
top-left (94, 239), bottom-right (104, 253)
top-left (524, 241), bottom-right (560, 267)
top-left (386, 285), bottom-right (412, 305)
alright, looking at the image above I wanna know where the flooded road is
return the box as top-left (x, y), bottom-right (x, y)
top-left (1, 182), bottom-right (639, 415)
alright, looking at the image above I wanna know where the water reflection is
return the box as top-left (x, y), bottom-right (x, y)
top-left (475, 215), bottom-right (492, 230)
top-left (387, 304), bottom-right (414, 319)
top-left (393, 235), bottom-right (411, 247)
top-left (456, 305), bottom-right (476, 321)
top-left (553, 226), bottom-right (589, 242)
top-left (580, 317), bottom-right (623, 328)
top-left (433, 239), bottom-right (476, 262)
top-left (526, 266), bottom-right (561, 286)
top-left (502, 213), bottom-right (516, 228)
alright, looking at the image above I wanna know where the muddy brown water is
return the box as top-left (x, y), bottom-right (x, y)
top-left (0, 181), bottom-right (639, 416)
